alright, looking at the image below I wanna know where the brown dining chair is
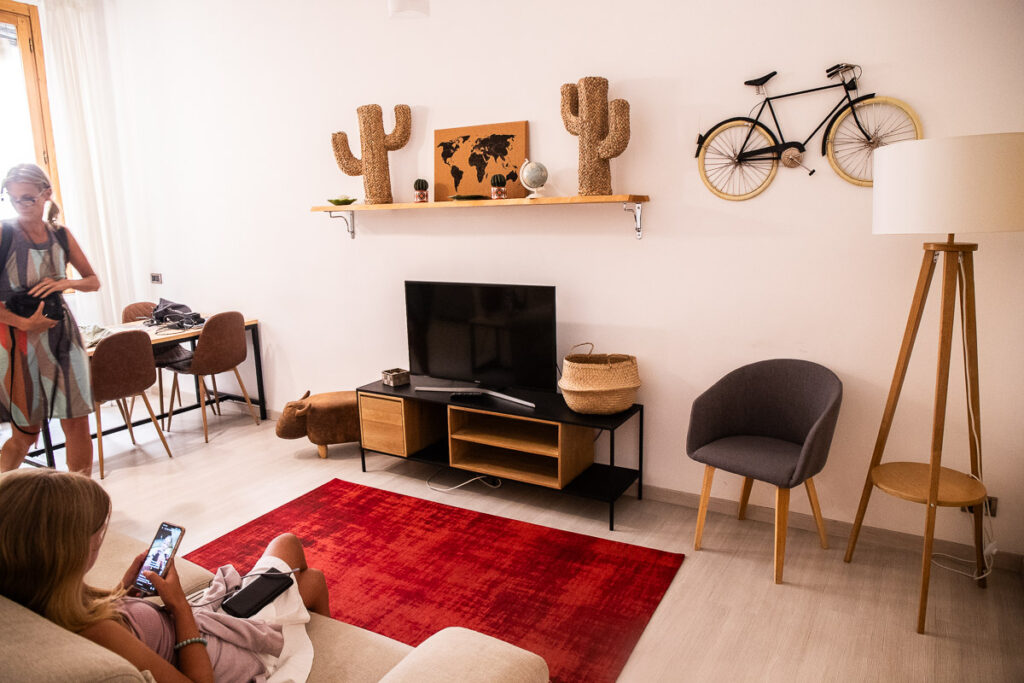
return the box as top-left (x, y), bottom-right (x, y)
top-left (121, 301), bottom-right (193, 425)
top-left (164, 311), bottom-right (260, 442)
top-left (91, 330), bottom-right (173, 479)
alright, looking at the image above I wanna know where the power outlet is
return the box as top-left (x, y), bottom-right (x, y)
top-left (150, 273), bottom-right (162, 284)
top-left (961, 496), bottom-right (998, 518)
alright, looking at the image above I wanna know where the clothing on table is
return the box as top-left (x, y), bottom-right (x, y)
top-left (119, 555), bottom-right (314, 683)
top-left (0, 220), bottom-right (92, 426)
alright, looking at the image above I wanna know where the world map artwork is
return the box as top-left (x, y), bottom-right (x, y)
top-left (433, 121), bottom-right (529, 200)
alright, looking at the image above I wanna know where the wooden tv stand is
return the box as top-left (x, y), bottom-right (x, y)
top-left (357, 377), bottom-right (643, 530)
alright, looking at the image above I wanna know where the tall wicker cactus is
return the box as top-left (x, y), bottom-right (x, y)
top-left (560, 77), bottom-right (630, 196)
top-left (332, 104), bottom-right (412, 204)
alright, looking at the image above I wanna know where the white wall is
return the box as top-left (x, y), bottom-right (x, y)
top-left (96, 0), bottom-right (1024, 551)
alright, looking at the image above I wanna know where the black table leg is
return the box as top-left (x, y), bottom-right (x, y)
top-left (249, 324), bottom-right (267, 420)
top-left (40, 422), bottom-right (55, 469)
top-left (638, 405), bottom-right (644, 500)
top-left (190, 339), bottom-right (201, 409)
top-left (609, 429), bottom-right (616, 530)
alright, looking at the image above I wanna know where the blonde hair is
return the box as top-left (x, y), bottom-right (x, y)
top-left (0, 469), bottom-right (124, 632)
top-left (2, 163), bottom-right (61, 226)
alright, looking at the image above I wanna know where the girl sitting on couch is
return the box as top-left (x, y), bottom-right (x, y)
top-left (0, 469), bottom-right (330, 682)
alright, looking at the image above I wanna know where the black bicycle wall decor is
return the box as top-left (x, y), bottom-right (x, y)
top-left (695, 63), bottom-right (922, 200)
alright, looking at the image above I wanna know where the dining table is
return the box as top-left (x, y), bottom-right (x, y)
top-left (27, 317), bottom-right (265, 468)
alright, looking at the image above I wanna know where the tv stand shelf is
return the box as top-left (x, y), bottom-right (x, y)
top-left (449, 412), bottom-right (559, 457)
top-left (357, 377), bottom-right (643, 530)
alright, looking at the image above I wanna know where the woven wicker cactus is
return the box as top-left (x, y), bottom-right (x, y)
top-left (332, 104), bottom-right (412, 204)
top-left (560, 77), bottom-right (630, 196)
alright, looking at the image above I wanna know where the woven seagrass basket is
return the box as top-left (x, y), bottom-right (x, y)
top-left (558, 343), bottom-right (640, 415)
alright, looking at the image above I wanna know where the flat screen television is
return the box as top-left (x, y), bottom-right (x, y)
top-left (405, 281), bottom-right (557, 393)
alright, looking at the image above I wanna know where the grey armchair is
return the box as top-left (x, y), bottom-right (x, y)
top-left (686, 359), bottom-right (842, 583)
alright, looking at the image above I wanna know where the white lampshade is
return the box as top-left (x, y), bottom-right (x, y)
top-left (872, 132), bottom-right (1024, 235)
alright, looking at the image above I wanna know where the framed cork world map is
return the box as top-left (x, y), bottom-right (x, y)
top-left (434, 121), bottom-right (529, 200)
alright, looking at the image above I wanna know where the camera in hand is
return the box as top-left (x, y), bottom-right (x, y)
top-left (5, 291), bottom-right (63, 321)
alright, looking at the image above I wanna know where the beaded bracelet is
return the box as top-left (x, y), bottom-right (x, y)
top-left (173, 637), bottom-right (208, 651)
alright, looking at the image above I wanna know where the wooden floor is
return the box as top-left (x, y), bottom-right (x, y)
top-left (36, 404), bottom-right (1024, 682)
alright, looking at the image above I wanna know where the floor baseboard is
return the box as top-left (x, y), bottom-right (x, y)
top-left (639, 483), bottom-right (1023, 574)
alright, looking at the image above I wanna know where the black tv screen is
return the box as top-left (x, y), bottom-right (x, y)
top-left (405, 281), bottom-right (557, 392)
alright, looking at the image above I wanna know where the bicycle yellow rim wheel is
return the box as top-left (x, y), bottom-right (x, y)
top-left (826, 96), bottom-right (922, 187)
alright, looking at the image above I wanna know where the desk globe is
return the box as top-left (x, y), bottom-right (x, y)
top-left (520, 159), bottom-right (548, 198)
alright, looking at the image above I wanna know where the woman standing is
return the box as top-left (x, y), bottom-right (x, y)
top-left (0, 163), bottom-right (99, 474)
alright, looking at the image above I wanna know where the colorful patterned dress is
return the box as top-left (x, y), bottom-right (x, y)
top-left (0, 220), bottom-right (92, 427)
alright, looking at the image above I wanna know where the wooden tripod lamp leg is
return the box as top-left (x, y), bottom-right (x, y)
top-left (917, 248), bottom-right (960, 634)
top-left (959, 251), bottom-right (988, 589)
top-left (846, 249), bottom-right (938, 563)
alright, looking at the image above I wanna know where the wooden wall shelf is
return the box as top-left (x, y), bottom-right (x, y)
top-left (311, 194), bottom-right (650, 240)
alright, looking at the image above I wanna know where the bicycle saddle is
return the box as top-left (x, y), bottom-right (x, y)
top-left (744, 71), bottom-right (777, 87)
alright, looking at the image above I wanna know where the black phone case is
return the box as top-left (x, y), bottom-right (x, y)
top-left (221, 568), bottom-right (293, 618)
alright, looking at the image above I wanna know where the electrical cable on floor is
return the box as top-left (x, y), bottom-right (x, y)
top-left (426, 468), bottom-right (502, 493)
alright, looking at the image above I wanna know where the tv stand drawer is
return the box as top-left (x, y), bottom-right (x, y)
top-left (358, 392), bottom-right (445, 457)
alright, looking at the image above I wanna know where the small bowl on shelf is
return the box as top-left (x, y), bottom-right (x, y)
top-left (327, 197), bottom-right (358, 206)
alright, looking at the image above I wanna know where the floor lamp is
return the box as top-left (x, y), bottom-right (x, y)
top-left (844, 132), bottom-right (1024, 634)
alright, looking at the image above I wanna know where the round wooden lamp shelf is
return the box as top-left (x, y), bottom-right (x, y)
top-left (870, 462), bottom-right (986, 507)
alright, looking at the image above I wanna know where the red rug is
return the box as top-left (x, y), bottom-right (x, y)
top-left (185, 479), bottom-right (683, 683)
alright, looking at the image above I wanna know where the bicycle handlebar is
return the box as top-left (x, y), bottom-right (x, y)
top-left (826, 63), bottom-right (858, 78)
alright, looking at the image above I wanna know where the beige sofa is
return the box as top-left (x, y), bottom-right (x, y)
top-left (0, 529), bottom-right (549, 682)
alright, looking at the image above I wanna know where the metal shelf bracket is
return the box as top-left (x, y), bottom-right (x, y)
top-left (624, 202), bottom-right (643, 239)
top-left (329, 210), bottom-right (356, 239)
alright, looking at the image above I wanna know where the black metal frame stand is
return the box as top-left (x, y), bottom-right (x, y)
top-left (357, 380), bottom-right (643, 530)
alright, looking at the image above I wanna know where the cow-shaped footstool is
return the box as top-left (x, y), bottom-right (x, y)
top-left (276, 390), bottom-right (360, 458)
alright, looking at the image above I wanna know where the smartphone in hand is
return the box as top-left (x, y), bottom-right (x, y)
top-left (133, 522), bottom-right (185, 595)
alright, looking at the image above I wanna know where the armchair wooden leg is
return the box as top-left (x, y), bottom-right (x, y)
top-left (140, 393), bottom-right (173, 460)
top-left (198, 377), bottom-right (209, 443)
top-left (805, 478), bottom-right (829, 549)
top-left (94, 402), bottom-right (104, 480)
top-left (775, 486), bottom-right (790, 584)
top-left (317, 444), bottom-right (328, 459)
top-left (232, 367), bottom-right (260, 426)
top-left (694, 465), bottom-right (715, 550)
top-left (738, 477), bottom-right (753, 520)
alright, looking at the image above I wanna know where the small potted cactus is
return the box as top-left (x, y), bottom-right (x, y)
top-left (413, 178), bottom-right (429, 203)
top-left (490, 174), bottom-right (507, 199)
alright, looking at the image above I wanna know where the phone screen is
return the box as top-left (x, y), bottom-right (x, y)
top-left (134, 522), bottom-right (185, 594)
